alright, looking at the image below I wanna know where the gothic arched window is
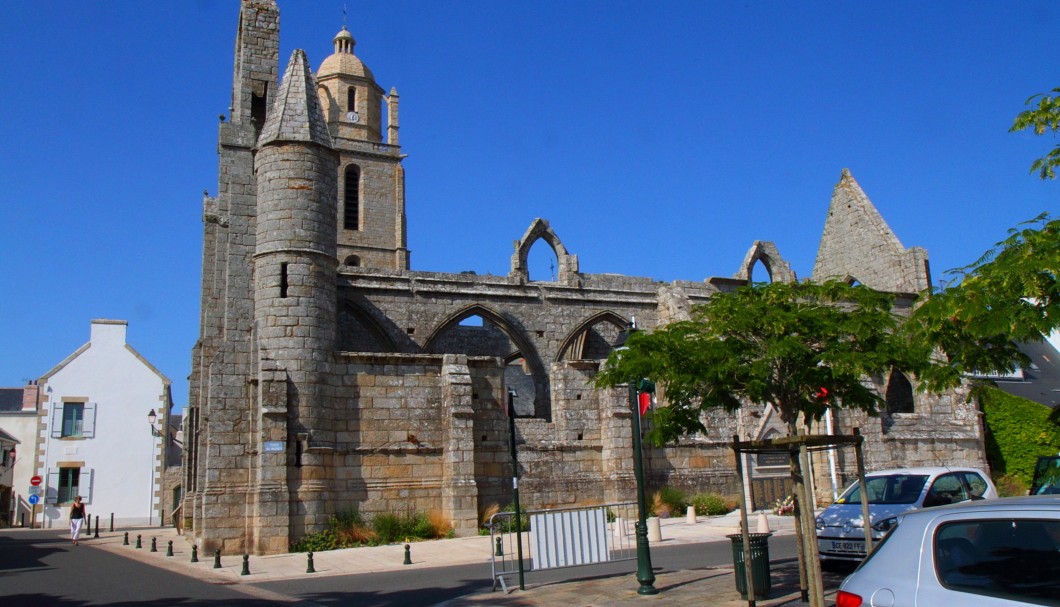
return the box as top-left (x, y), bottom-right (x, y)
top-left (885, 368), bottom-right (915, 414)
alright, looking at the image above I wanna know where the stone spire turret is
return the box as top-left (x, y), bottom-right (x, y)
top-left (258, 49), bottom-right (333, 149)
top-left (252, 48), bottom-right (341, 553)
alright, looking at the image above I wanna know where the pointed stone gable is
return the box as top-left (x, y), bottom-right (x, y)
top-left (258, 49), bottom-right (333, 148)
top-left (812, 169), bottom-right (930, 294)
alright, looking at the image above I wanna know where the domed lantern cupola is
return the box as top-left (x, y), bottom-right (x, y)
top-left (316, 25), bottom-right (386, 142)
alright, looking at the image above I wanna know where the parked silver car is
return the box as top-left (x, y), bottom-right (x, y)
top-left (816, 467), bottom-right (997, 565)
top-left (837, 496), bottom-right (1060, 607)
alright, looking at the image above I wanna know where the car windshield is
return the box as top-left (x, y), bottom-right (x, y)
top-left (837, 474), bottom-right (928, 505)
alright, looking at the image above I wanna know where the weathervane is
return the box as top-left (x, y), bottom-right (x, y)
top-left (343, 3), bottom-right (348, 28)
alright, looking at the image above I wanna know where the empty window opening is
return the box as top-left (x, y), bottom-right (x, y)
top-left (280, 263), bottom-right (289, 298)
top-left (347, 87), bottom-right (357, 113)
top-left (406, 327), bottom-right (415, 335)
top-left (459, 315), bottom-right (484, 327)
top-left (750, 258), bottom-right (772, 284)
top-left (344, 255), bottom-right (360, 267)
top-left (527, 240), bottom-right (558, 282)
top-left (576, 394), bottom-right (582, 400)
top-left (344, 165), bottom-right (360, 230)
top-left (576, 432), bottom-right (583, 441)
top-left (481, 435), bottom-right (488, 443)
top-left (251, 80), bottom-right (268, 127)
top-left (885, 368), bottom-right (915, 414)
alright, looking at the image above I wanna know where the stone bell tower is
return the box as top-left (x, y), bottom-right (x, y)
top-left (315, 25), bottom-right (409, 270)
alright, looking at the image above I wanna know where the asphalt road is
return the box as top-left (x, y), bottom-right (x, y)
top-left (1, 528), bottom-right (831, 607)
top-left (0, 528), bottom-right (283, 606)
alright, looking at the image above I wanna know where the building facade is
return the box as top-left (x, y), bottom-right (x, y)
top-left (35, 320), bottom-right (172, 528)
top-left (0, 382), bottom-right (40, 527)
top-left (183, 0), bottom-right (987, 555)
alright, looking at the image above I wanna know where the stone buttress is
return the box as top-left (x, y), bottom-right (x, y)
top-left (183, 0), bottom-right (279, 556)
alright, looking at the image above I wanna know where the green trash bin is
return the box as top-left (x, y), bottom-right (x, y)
top-left (727, 532), bottom-right (772, 599)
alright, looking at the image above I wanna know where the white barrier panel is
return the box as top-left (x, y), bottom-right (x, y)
top-left (529, 507), bottom-right (610, 570)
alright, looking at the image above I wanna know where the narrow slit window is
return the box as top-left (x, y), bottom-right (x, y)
top-left (280, 262), bottom-right (289, 298)
top-left (344, 165), bottom-right (360, 230)
top-left (347, 87), bottom-right (357, 113)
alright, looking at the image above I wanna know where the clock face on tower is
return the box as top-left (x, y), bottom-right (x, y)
top-left (346, 111), bottom-right (361, 124)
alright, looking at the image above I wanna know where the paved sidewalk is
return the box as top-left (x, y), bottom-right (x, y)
top-left (79, 511), bottom-right (837, 606)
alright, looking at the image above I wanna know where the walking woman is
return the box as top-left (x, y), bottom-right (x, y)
top-left (69, 495), bottom-right (86, 545)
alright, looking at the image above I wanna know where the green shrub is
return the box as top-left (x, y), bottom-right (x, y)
top-left (488, 503), bottom-right (530, 533)
top-left (691, 493), bottom-right (736, 516)
top-left (979, 385), bottom-right (1060, 485)
top-left (993, 473), bottom-right (1029, 497)
top-left (291, 528), bottom-right (340, 553)
top-left (658, 486), bottom-right (688, 515)
top-left (371, 513), bottom-right (406, 544)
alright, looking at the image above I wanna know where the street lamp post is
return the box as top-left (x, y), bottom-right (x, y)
top-left (506, 389), bottom-right (526, 591)
top-left (615, 320), bottom-right (657, 596)
top-left (147, 409), bottom-right (159, 525)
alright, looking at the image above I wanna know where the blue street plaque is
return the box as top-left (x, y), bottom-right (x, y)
top-left (263, 441), bottom-right (285, 453)
top-left (28, 494), bottom-right (40, 505)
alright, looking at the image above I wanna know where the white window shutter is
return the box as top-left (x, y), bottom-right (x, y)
top-left (79, 469), bottom-right (93, 504)
top-left (50, 405), bottom-right (63, 438)
top-left (82, 402), bottom-right (97, 438)
top-left (46, 468), bottom-right (60, 504)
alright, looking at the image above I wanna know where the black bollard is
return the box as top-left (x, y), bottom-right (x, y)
top-left (167, 540), bottom-right (174, 557)
top-left (110, 513), bottom-right (114, 532)
top-left (191, 545), bottom-right (199, 563)
top-left (160, 509), bottom-right (165, 528)
top-left (403, 543), bottom-right (412, 565)
top-left (85, 515), bottom-right (91, 535)
top-left (306, 552), bottom-right (316, 574)
top-left (495, 537), bottom-right (504, 556)
top-left (136, 534), bottom-right (142, 549)
top-left (241, 554), bottom-right (250, 576)
top-left (94, 515), bottom-right (100, 539)
top-left (150, 537), bottom-right (157, 553)
top-left (213, 549), bottom-right (221, 569)
top-left (123, 532), bottom-right (129, 546)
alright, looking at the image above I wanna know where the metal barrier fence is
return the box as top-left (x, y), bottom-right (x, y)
top-left (489, 501), bottom-right (638, 592)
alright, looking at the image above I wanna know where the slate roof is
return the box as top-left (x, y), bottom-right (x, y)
top-left (0, 388), bottom-right (24, 412)
top-left (993, 339), bottom-right (1060, 409)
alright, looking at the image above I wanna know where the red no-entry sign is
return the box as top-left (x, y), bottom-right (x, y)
top-left (30, 475), bottom-right (42, 486)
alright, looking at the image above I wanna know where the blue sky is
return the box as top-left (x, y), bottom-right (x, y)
top-left (1, 1), bottom-right (1055, 411)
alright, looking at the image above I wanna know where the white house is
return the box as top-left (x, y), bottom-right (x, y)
top-left (35, 319), bottom-right (171, 528)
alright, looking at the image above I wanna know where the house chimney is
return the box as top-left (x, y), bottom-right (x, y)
top-left (22, 380), bottom-right (39, 412)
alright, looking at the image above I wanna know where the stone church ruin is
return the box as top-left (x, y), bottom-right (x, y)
top-left (182, 0), bottom-right (987, 555)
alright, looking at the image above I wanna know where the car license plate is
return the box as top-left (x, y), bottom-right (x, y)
top-left (828, 540), bottom-right (864, 554)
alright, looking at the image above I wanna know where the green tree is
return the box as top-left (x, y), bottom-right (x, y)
top-left (905, 213), bottom-right (1059, 391)
top-left (596, 280), bottom-right (929, 443)
top-left (1011, 87), bottom-right (1060, 179)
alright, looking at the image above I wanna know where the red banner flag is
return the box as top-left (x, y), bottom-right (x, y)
top-left (638, 391), bottom-right (652, 416)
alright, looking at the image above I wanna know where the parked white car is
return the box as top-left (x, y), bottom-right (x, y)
top-left (816, 467), bottom-right (997, 565)
top-left (837, 496), bottom-right (1060, 607)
